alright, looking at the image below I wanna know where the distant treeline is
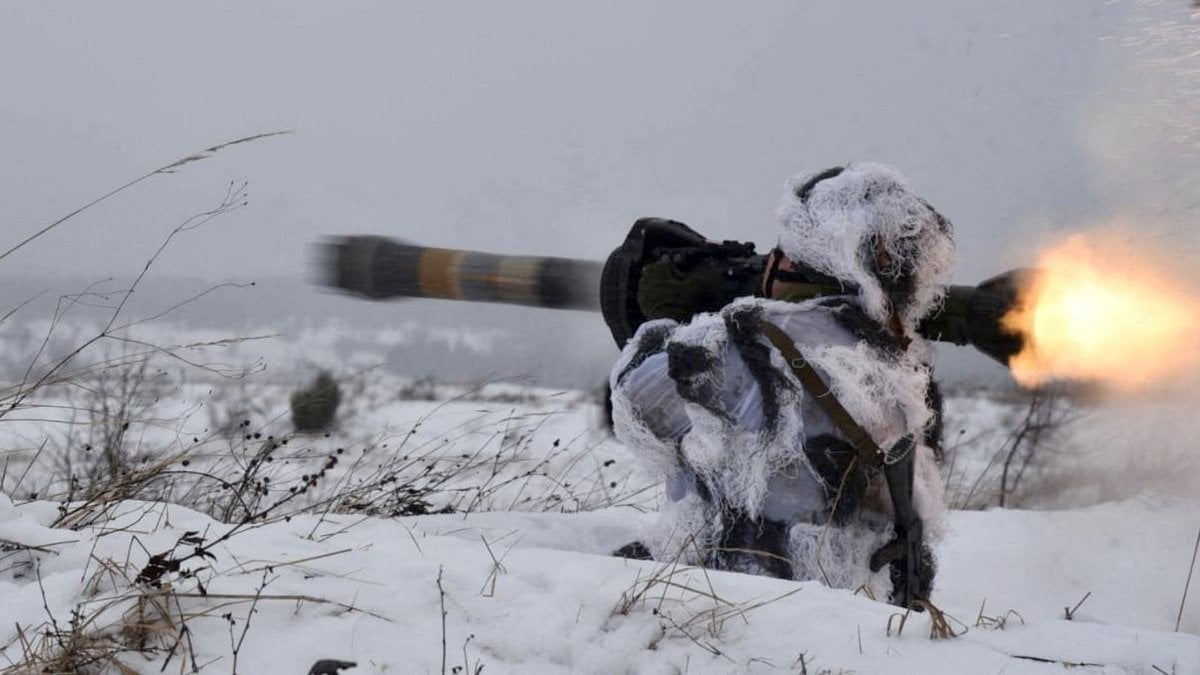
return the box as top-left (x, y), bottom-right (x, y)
top-left (0, 274), bottom-right (1009, 390)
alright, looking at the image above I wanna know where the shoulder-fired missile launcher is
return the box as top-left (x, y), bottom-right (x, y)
top-left (316, 218), bottom-right (1034, 366)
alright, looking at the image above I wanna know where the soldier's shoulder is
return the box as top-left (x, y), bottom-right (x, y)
top-left (617, 295), bottom-right (872, 359)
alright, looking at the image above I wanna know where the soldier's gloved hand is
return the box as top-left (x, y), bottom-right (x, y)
top-left (870, 524), bottom-right (934, 609)
top-left (888, 542), bottom-right (936, 608)
top-left (868, 434), bottom-right (933, 609)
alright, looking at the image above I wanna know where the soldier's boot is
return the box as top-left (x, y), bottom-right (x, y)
top-left (612, 541), bottom-right (653, 560)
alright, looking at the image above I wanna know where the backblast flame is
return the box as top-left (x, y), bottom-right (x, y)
top-left (1002, 234), bottom-right (1200, 391)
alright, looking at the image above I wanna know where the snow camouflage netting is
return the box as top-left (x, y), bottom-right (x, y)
top-left (610, 163), bottom-right (953, 599)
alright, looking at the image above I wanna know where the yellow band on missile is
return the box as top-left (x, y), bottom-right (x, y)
top-left (417, 247), bottom-right (465, 300)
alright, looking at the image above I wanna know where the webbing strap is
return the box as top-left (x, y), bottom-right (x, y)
top-left (758, 319), bottom-right (883, 468)
top-left (760, 318), bottom-right (928, 606)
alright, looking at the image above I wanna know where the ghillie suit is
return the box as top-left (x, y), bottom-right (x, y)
top-left (609, 163), bottom-right (953, 605)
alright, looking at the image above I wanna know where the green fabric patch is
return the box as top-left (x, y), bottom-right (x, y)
top-left (637, 259), bottom-right (731, 322)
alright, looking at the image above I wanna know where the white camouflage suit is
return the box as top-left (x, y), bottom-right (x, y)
top-left (609, 163), bottom-right (954, 602)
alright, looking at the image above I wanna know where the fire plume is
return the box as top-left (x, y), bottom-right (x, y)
top-left (1003, 234), bottom-right (1200, 391)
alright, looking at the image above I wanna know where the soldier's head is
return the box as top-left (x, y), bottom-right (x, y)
top-left (773, 162), bottom-right (956, 330)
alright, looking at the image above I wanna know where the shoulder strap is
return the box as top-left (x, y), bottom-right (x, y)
top-left (761, 318), bottom-right (931, 607)
top-left (758, 319), bottom-right (883, 468)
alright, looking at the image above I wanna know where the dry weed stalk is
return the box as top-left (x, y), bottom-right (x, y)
top-left (1176, 527), bottom-right (1200, 632)
top-left (886, 599), bottom-right (966, 640)
top-left (1064, 591), bottom-right (1092, 621)
top-left (478, 535), bottom-right (509, 598)
top-left (1, 179), bottom-right (262, 429)
top-left (973, 598), bottom-right (1025, 630)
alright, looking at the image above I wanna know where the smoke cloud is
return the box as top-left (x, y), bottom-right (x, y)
top-left (1039, 0), bottom-right (1200, 506)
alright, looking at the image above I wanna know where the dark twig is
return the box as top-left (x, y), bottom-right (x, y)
top-left (229, 570), bottom-right (271, 674)
top-left (1176, 527), bottom-right (1200, 632)
top-left (1064, 591), bottom-right (1091, 620)
top-left (437, 566), bottom-right (448, 675)
top-left (1012, 654), bottom-right (1104, 667)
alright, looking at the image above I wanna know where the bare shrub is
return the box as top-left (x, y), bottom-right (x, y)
top-left (996, 384), bottom-right (1083, 507)
top-left (944, 383), bottom-right (1083, 510)
top-left (47, 356), bottom-right (174, 503)
top-left (290, 371), bottom-right (341, 432)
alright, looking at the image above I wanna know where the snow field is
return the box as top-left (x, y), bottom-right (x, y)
top-left (2, 336), bottom-right (1200, 672)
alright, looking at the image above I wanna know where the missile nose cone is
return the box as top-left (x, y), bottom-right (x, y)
top-left (313, 235), bottom-right (418, 300)
top-left (309, 237), bottom-right (343, 291)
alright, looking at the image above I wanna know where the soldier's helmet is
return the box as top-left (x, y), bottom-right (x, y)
top-left (777, 162), bottom-right (956, 330)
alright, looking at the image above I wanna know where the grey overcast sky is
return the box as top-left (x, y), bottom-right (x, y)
top-left (1, 1), bottom-right (1195, 285)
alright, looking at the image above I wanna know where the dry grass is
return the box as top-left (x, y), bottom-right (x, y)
top-left (2, 556), bottom-right (193, 674)
top-left (0, 505), bottom-right (392, 675)
top-left (885, 599), bottom-right (967, 640)
top-left (0, 132), bottom-right (644, 673)
top-left (611, 552), bottom-right (801, 662)
top-left (973, 598), bottom-right (1025, 631)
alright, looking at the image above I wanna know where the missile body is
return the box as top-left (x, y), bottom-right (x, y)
top-left (324, 235), bottom-right (602, 311)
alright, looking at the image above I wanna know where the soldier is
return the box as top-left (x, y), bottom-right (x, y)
top-left (609, 162), bottom-right (953, 606)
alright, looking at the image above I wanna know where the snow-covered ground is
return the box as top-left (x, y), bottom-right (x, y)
top-left (3, 494), bottom-right (1199, 673)
top-left (2, 325), bottom-right (1200, 673)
